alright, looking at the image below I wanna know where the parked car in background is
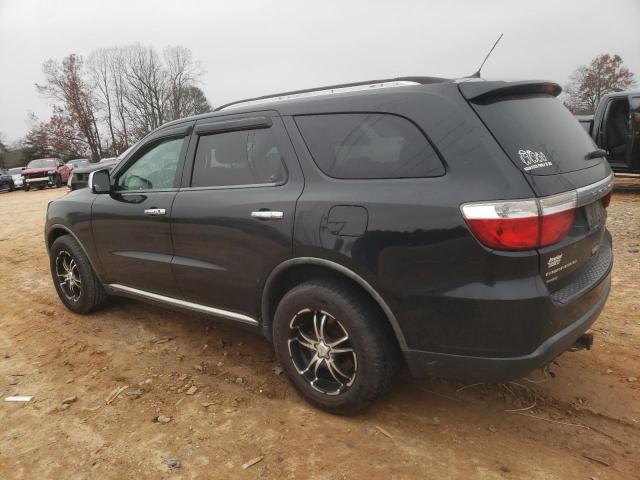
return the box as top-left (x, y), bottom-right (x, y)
top-left (68, 145), bottom-right (137, 190)
top-left (66, 159), bottom-right (89, 170)
top-left (0, 170), bottom-right (15, 192)
top-left (577, 90), bottom-right (640, 174)
top-left (22, 158), bottom-right (71, 191)
top-left (45, 77), bottom-right (613, 414)
top-left (7, 167), bottom-right (24, 189)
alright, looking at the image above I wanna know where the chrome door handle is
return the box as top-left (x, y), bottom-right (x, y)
top-left (144, 208), bottom-right (166, 216)
top-left (251, 211), bottom-right (284, 220)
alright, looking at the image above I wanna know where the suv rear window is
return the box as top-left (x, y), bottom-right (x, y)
top-left (295, 113), bottom-right (444, 179)
top-left (471, 94), bottom-right (601, 175)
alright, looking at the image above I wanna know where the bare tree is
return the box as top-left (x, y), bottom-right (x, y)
top-left (564, 54), bottom-right (636, 114)
top-left (164, 45), bottom-right (203, 120)
top-left (88, 48), bottom-right (118, 154)
top-left (37, 54), bottom-right (103, 160)
top-left (109, 47), bottom-right (131, 149)
top-left (182, 85), bottom-right (211, 115)
top-left (32, 44), bottom-right (211, 155)
top-left (123, 45), bottom-right (168, 136)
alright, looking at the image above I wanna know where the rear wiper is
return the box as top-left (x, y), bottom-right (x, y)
top-left (585, 149), bottom-right (608, 160)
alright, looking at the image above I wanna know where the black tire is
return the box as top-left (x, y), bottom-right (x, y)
top-left (273, 279), bottom-right (400, 415)
top-left (9, 184), bottom-right (14, 192)
top-left (54, 174), bottom-right (63, 188)
top-left (23, 183), bottom-right (30, 191)
top-left (49, 235), bottom-right (107, 314)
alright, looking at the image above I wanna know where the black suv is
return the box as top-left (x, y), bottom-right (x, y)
top-left (45, 77), bottom-right (613, 414)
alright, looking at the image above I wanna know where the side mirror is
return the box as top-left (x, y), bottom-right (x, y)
top-left (89, 169), bottom-right (111, 194)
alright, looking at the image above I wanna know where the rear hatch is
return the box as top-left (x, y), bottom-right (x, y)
top-left (459, 80), bottom-right (613, 295)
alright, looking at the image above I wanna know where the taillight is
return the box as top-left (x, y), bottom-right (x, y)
top-left (461, 200), bottom-right (540, 250)
top-left (601, 191), bottom-right (612, 208)
top-left (538, 191), bottom-right (577, 247)
top-left (461, 191), bottom-right (577, 251)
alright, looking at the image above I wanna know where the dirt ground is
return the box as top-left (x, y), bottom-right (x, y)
top-left (0, 181), bottom-right (638, 480)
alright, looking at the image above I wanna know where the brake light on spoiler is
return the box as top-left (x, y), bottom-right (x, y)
top-left (461, 174), bottom-right (614, 251)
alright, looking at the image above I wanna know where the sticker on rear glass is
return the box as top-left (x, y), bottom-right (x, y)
top-left (517, 149), bottom-right (553, 171)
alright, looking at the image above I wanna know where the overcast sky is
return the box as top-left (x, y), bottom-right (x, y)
top-left (0, 0), bottom-right (638, 142)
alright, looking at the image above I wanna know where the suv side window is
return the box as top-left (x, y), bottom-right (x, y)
top-left (191, 128), bottom-right (286, 188)
top-left (295, 113), bottom-right (444, 179)
top-left (116, 137), bottom-right (185, 191)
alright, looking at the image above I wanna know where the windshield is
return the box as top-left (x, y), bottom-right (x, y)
top-left (27, 159), bottom-right (57, 169)
top-left (470, 94), bottom-right (602, 175)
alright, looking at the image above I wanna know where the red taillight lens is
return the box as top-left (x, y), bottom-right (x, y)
top-left (539, 209), bottom-right (575, 247)
top-left (461, 199), bottom-right (540, 251)
top-left (462, 191), bottom-right (578, 251)
top-left (466, 217), bottom-right (540, 250)
top-left (601, 191), bottom-right (612, 208)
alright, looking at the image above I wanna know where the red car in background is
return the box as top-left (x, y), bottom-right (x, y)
top-left (21, 158), bottom-right (71, 191)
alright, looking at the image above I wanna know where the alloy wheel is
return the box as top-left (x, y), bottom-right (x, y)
top-left (55, 250), bottom-right (82, 301)
top-left (287, 309), bottom-right (357, 395)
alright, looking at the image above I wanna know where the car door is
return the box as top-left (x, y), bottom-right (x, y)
top-left (170, 113), bottom-right (304, 321)
top-left (92, 122), bottom-right (193, 296)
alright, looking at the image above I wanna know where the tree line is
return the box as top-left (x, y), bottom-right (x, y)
top-left (18, 44), bottom-right (211, 163)
top-left (0, 52), bottom-right (636, 169)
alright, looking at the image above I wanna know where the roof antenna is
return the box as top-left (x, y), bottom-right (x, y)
top-left (470, 33), bottom-right (503, 78)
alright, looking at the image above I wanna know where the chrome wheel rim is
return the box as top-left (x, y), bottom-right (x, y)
top-left (287, 309), bottom-right (357, 396)
top-left (55, 251), bottom-right (82, 301)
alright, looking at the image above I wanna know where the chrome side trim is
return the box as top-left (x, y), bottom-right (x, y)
top-left (219, 81), bottom-right (420, 111)
top-left (109, 284), bottom-right (258, 325)
top-left (576, 172), bottom-right (614, 208)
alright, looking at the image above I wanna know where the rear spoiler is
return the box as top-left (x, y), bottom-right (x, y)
top-left (458, 80), bottom-right (562, 101)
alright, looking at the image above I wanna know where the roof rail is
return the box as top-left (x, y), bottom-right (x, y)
top-left (215, 76), bottom-right (448, 111)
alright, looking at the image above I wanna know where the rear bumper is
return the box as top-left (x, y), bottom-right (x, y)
top-left (404, 270), bottom-right (610, 381)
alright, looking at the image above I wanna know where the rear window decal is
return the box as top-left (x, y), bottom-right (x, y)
top-left (518, 149), bottom-right (553, 171)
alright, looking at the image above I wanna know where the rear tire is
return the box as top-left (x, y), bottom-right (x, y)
top-left (23, 183), bottom-right (30, 192)
top-left (50, 235), bottom-right (107, 314)
top-left (273, 279), bottom-right (400, 415)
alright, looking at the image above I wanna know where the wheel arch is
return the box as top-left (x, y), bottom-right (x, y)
top-left (45, 224), bottom-right (104, 284)
top-left (261, 257), bottom-right (408, 351)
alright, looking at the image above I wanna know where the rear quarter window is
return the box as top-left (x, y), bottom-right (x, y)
top-left (294, 113), bottom-right (444, 179)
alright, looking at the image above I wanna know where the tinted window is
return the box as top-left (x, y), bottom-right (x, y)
top-left (116, 137), bottom-right (184, 191)
top-left (295, 113), bottom-right (443, 179)
top-left (471, 95), bottom-right (601, 175)
top-left (191, 128), bottom-right (286, 188)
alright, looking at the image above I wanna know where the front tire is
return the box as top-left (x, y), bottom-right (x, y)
top-left (54, 174), bottom-right (63, 188)
top-left (49, 235), bottom-right (107, 314)
top-left (23, 183), bottom-right (30, 191)
top-left (273, 279), bottom-right (400, 415)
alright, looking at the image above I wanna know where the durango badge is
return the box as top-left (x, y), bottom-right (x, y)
top-left (517, 149), bottom-right (553, 171)
top-left (547, 254), bottom-right (563, 268)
